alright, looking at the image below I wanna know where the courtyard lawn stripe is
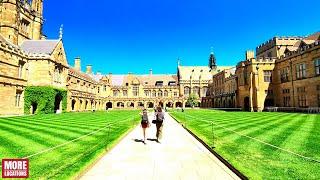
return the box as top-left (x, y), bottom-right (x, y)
top-left (22, 122), bottom-right (113, 159)
top-left (304, 115), bottom-right (320, 158)
top-left (169, 110), bottom-right (320, 179)
top-left (0, 111), bottom-right (140, 179)
top-left (0, 114), bottom-right (137, 159)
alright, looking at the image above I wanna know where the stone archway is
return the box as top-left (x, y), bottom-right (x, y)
top-left (71, 99), bottom-right (76, 111)
top-left (106, 102), bottom-right (113, 109)
top-left (31, 102), bottom-right (38, 114)
top-left (166, 102), bottom-right (173, 108)
top-left (159, 101), bottom-right (164, 108)
top-left (54, 93), bottom-right (62, 113)
top-left (147, 102), bottom-right (154, 108)
top-left (175, 102), bottom-right (182, 108)
top-left (117, 102), bottom-right (124, 108)
top-left (137, 102), bottom-right (144, 108)
top-left (244, 97), bottom-right (250, 111)
top-left (85, 100), bottom-right (89, 110)
top-left (79, 100), bottom-right (83, 111)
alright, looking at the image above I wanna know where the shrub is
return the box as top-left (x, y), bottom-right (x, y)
top-left (24, 86), bottom-right (67, 114)
top-left (186, 93), bottom-right (199, 108)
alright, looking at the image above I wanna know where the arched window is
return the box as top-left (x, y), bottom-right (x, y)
top-left (193, 86), bottom-right (200, 96)
top-left (164, 90), bottom-right (168, 97)
top-left (152, 90), bottom-right (157, 97)
top-left (184, 87), bottom-right (190, 96)
top-left (158, 90), bottom-right (163, 97)
top-left (202, 87), bottom-right (208, 97)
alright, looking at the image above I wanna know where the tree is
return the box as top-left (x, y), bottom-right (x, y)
top-left (186, 93), bottom-right (199, 108)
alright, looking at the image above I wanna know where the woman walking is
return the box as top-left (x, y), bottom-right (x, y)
top-left (140, 109), bottom-right (150, 144)
top-left (155, 107), bottom-right (165, 143)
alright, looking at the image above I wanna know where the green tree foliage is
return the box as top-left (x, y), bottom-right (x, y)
top-left (24, 86), bottom-right (67, 114)
top-left (186, 93), bottom-right (199, 108)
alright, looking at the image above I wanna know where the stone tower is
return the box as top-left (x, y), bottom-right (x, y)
top-left (208, 48), bottom-right (217, 70)
top-left (0, 0), bottom-right (44, 45)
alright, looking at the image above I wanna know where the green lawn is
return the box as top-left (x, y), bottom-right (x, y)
top-left (0, 110), bottom-right (140, 179)
top-left (170, 109), bottom-right (320, 179)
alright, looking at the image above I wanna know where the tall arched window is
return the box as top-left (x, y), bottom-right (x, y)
top-left (158, 90), bottom-right (163, 97)
top-left (164, 90), bottom-right (168, 97)
top-left (193, 86), bottom-right (200, 97)
top-left (152, 90), bottom-right (157, 97)
top-left (202, 87), bottom-right (208, 97)
top-left (184, 87), bottom-right (190, 96)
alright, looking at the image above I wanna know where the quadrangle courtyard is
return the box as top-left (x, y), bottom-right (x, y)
top-left (0, 109), bottom-right (319, 179)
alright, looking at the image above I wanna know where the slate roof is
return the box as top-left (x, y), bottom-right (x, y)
top-left (178, 66), bottom-right (232, 80)
top-left (107, 74), bottom-right (178, 87)
top-left (20, 40), bottom-right (60, 55)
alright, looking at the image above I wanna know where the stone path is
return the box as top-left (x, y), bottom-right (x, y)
top-left (80, 112), bottom-right (240, 180)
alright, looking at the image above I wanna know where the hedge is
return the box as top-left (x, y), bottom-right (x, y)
top-left (24, 86), bottom-right (67, 114)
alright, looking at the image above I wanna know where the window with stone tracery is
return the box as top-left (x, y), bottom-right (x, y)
top-left (54, 66), bottom-right (62, 83)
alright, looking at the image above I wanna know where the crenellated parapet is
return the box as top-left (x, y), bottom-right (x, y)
top-left (256, 37), bottom-right (303, 56)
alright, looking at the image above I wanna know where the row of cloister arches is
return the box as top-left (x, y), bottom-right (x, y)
top-left (69, 97), bottom-right (204, 112)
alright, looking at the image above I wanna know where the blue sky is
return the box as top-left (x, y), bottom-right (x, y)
top-left (43, 0), bottom-right (320, 74)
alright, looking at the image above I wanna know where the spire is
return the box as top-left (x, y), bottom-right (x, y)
top-left (177, 57), bottom-right (181, 66)
top-left (208, 47), bottom-right (217, 70)
top-left (59, 24), bottom-right (63, 39)
top-left (210, 46), bottom-right (214, 54)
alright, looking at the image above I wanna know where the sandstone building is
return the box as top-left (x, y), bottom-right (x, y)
top-left (202, 33), bottom-right (320, 111)
top-left (1, 1), bottom-right (319, 115)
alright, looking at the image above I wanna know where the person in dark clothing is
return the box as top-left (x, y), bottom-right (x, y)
top-left (155, 107), bottom-right (165, 143)
top-left (140, 109), bottom-right (150, 144)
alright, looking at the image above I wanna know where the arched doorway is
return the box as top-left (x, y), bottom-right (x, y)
top-left (159, 102), bottom-right (163, 108)
top-left (85, 100), bottom-right (89, 110)
top-left (130, 102), bottom-right (135, 108)
top-left (31, 102), bottom-right (37, 114)
top-left (264, 99), bottom-right (274, 108)
top-left (71, 99), bottom-right (76, 111)
top-left (79, 100), bottom-right (83, 111)
top-left (175, 102), bottom-right (182, 108)
top-left (106, 102), bottom-right (113, 109)
top-left (117, 102), bottom-right (124, 108)
top-left (54, 94), bottom-right (62, 113)
top-left (148, 102), bottom-right (154, 108)
top-left (138, 102), bottom-right (144, 108)
top-left (244, 97), bottom-right (250, 111)
top-left (166, 102), bottom-right (173, 108)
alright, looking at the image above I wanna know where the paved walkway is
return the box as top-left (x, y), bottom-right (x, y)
top-left (80, 112), bottom-right (240, 180)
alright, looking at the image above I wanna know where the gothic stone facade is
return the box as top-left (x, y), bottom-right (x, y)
top-left (203, 32), bottom-right (320, 111)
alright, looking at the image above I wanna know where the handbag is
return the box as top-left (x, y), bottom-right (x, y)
top-left (152, 120), bottom-right (157, 124)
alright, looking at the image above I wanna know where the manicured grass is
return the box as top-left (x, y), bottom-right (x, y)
top-left (0, 110), bottom-right (140, 179)
top-left (170, 109), bottom-right (320, 179)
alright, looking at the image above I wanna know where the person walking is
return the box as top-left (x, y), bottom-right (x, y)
top-left (140, 109), bottom-right (150, 144)
top-left (155, 106), bottom-right (165, 143)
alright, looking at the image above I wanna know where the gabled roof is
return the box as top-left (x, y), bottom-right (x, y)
top-left (21, 40), bottom-right (60, 55)
top-left (105, 74), bottom-right (178, 87)
top-left (304, 32), bottom-right (320, 41)
top-left (178, 66), bottom-right (231, 80)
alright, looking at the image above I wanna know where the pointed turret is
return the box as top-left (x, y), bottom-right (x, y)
top-left (208, 47), bottom-right (217, 70)
top-left (32, 0), bottom-right (43, 17)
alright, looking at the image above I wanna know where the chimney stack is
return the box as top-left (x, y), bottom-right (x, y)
top-left (246, 50), bottom-right (255, 60)
top-left (149, 69), bottom-right (153, 76)
top-left (74, 57), bottom-right (81, 71)
top-left (86, 65), bottom-right (92, 74)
